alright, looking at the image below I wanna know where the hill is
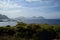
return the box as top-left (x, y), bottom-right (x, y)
top-left (0, 14), bottom-right (9, 22)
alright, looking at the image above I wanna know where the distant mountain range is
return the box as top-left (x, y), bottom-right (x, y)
top-left (14, 16), bottom-right (45, 22)
top-left (0, 14), bottom-right (45, 22)
top-left (0, 15), bottom-right (60, 24)
top-left (14, 17), bottom-right (60, 24)
top-left (15, 16), bottom-right (45, 19)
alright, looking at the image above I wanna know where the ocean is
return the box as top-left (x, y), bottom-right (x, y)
top-left (0, 19), bottom-right (60, 26)
top-left (21, 19), bottom-right (60, 25)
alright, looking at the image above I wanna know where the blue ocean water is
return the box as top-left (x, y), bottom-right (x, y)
top-left (22, 19), bottom-right (60, 24)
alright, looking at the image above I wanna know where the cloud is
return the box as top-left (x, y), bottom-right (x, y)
top-left (0, 0), bottom-right (22, 10)
top-left (0, 0), bottom-right (59, 10)
top-left (23, 0), bottom-right (60, 8)
top-left (25, 0), bottom-right (41, 2)
top-left (0, 0), bottom-right (60, 19)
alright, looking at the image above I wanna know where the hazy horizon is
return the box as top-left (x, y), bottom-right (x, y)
top-left (0, 0), bottom-right (60, 19)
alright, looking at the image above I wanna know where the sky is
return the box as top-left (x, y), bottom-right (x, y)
top-left (0, 0), bottom-right (60, 19)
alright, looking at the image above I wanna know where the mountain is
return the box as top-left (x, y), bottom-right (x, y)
top-left (14, 16), bottom-right (45, 22)
top-left (30, 16), bottom-right (45, 19)
top-left (15, 16), bottom-right (45, 19)
top-left (37, 16), bottom-right (45, 19)
top-left (0, 14), bottom-right (9, 22)
top-left (0, 14), bottom-right (18, 22)
top-left (0, 14), bottom-right (9, 19)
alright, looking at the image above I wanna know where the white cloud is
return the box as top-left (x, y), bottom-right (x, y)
top-left (25, 0), bottom-right (41, 2)
top-left (0, 0), bottom-right (22, 10)
top-left (25, 0), bottom-right (54, 2)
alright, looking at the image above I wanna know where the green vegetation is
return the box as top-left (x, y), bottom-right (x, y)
top-left (0, 22), bottom-right (60, 40)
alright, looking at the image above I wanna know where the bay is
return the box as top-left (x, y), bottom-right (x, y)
top-left (0, 19), bottom-right (60, 26)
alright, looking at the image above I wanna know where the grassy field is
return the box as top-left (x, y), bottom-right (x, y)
top-left (0, 22), bottom-right (60, 40)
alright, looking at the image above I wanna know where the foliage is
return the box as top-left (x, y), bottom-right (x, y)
top-left (0, 22), bottom-right (60, 40)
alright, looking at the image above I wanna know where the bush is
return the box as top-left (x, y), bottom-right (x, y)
top-left (0, 23), bottom-right (60, 40)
